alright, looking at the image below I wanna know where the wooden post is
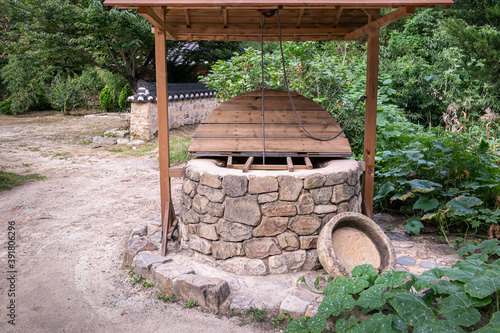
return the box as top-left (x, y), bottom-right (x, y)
top-left (362, 26), bottom-right (380, 218)
top-left (154, 17), bottom-right (175, 256)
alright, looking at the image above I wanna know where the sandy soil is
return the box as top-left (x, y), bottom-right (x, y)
top-left (0, 113), bottom-right (263, 333)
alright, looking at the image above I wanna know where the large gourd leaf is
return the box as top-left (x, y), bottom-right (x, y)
top-left (374, 182), bottom-right (395, 201)
top-left (285, 316), bottom-right (327, 333)
top-left (375, 270), bottom-right (410, 289)
top-left (347, 312), bottom-right (397, 333)
top-left (356, 285), bottom-right (388, 309)
top-left (413, 196), bottom-right (440, 212)
top-left (387, 290), bottom-right (436, 326)
top-left (408, 179), bottom-right (442, 193)
top-left (453, 258), bottom-right (488, 274)
top-left (413, 321), bottom-right (466, 333)
top-left (318, 294), bottom-right (356, 318)
top-left (465, 275), bottom-right (500, 298)
top-left (438, 292), bottom-right (482, 326)
top-left (324, 277), bottom-right (369, 296)
top-left (446, 196), bottom-right (483, 217)
top-left (335, 316), bottom-right (359, 333)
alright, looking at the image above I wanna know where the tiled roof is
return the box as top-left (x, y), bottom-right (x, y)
top-left (127, 80), bottom-right (216, 103)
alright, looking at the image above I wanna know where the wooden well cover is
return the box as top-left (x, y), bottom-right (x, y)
top-left (188, 89), bottom-right (352, 157)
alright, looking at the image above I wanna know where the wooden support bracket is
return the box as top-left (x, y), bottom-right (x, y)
top-left (242, 156), bottom-right (254, 173)
top-left (305, 156), bottom-right (313, 170)
top-left (139, 6), bottom-right (177, 40)
top-left (227, 155), bottom-right (233, 168)
top-left (287, 157), bottom-right (294, 172)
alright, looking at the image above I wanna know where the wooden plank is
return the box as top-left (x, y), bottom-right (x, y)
top-left (231, 164), bottom-right (309, 170)
top-left (287, 156), bottom-right (294, 172)
top-left (154, 21), bottom-right (175, 253)
top-left (173, 26), bottom-right (354, 36)
top-left (216, 96), bottom-right (320, 110)
top-left (189, 137), bottom-right (351, 153)
top-left (167, 216), bottom-right (179, 239)
top-left (227, 155), bottom-right (233, 168)
top-left (169, 166), bottom-right (184, 178)
top-left (361, 26), bottom-right (379, 218)
top-left (193, 123), bottom-right (344, 138)
top-left (344, 6), bottom-right (414, 40)
top-left (139, 6), bottom-right (177, 40)
top-left (243, 156), bottom-right (254, 173)
top-left (161, 201), bottom-right (170, 256)
top-left (202, 110), bottom-right (335, 124)
top-left (305, 156), bottom-right (313, 169)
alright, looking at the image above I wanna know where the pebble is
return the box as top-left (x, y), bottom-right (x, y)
top-left (419, 261), bottom-right (437, 269)
top-left (397, 256), bottom-right (417, 267)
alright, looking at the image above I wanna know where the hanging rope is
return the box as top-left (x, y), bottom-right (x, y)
top-left (275, 10), bottom-right (366, 141)
top-left (260, 12), bottom-right (266, 165)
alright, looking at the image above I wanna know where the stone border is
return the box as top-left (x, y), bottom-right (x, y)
top-left (179, 158), bottom-right (362, 275)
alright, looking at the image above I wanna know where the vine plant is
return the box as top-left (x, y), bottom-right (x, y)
top-left (286, 239), bottom-right (500, 332)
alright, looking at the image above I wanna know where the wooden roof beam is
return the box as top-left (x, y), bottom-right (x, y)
top-left (362, 8), bottom-right (381, 22)
top-left (138, 6), bottom-right (177, 40)
top-left (332, 7), bottom-right (343, 28)
top-left (296, 8), bottom-right (304, 28)
top-left (222, 7), bottom-right (228, 28)
top-left (184, 9), bottom-right (191, 28)
top-left (344, 6), bottom-right (414, 40)
top-left (176, 27), bottom-right (354, 36)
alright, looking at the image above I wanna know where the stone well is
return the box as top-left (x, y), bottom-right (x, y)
top-left (179, 158), bottom-right (362, 276)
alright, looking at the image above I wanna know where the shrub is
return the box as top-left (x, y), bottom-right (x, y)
top-left (50, 74), bottom-right (84, 115)
top-left (0, 99), bottom-right (13, 115)
top-left (99, 85), bottom-right (117, 111)
top-left (118, 83), bottom-right (134, 110)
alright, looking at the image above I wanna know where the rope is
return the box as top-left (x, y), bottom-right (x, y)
top-left (260, 12), bottom-right (266, 164)
top-left (275, 10), bottom-right (366, 141)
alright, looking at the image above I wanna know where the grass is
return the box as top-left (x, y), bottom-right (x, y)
top-left (0, 170), bottom-right (46, 192)
top-left (170, 136), bottom-right (193, 165)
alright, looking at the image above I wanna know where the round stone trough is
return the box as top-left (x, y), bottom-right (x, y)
top-left (180, 158), bottom-right (363, 276)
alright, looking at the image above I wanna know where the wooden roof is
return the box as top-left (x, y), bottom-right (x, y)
top-left (104, 0), bottom-right (453, 41)
top-left (188, 89), bottom-right (352, 157)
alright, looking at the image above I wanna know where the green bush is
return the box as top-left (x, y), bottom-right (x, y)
top-left (118, 83), bottom-right (134, 110)
top-left (0, 99), bottom-right (12, 115)
top-left (99, 85), bottom-right (117, 111)
top-left (50, 74), bottom-right (84, 115)
top-left (288, 239), bottom-right (500, 332)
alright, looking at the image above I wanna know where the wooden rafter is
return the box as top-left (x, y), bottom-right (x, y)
top-left (222, 7), bottom-right (228, 28)
top-left (139, 6), bottom-right (177, 40)
top-left (296, 8), bottom-right (305, 28)
top-left (344, 6), bottom-right (414, 40)
top-left (175, 27), bottom-right (353, 36)
top-left (184, 9), bottom-right (191, 27)
top-left (332, 7), bottom-right (343, 27)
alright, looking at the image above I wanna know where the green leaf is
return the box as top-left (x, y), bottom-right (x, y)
top-left (391, 192), bottom-right (415, 202)
top-left (446, 196), bottom-right (483, 217)
top-left (387, 290), bottom-right (436, 326)
top-left (412, 273), bottom-right (437, 291)
top-left (408, 179), bottom-right (442, 194)
top-left (438, 292), bottom-right (482, 326)
top-left (405, 217), bottom-right (424, 235)
top-left (348, 312), bottom-right (397, 333)
top-left (458, 244), bottom-right (478, 257)
top-left (413, 320), bottom-right (466, 333)
top-left (324, 277), bottom-right (369, 296)
top-left (351, 264), bottom-right (380, 279)
top-left (430, 280), bottom-right (463, 295)
top-left (335, 316), bottom-right (358, 333)
top-left (477, 239), bottom-right (500, 256)
top-left (391, 315), bottom-right (408, 333)
top-left (491, 311), bottom-right (500, 329)
top-left (375, 270), bottom-right (410, 289)
top-left (422, 211), bottom-right (441, 220)
top-left (305, 316), bottom-right (328, 333)
top-left (413, 196), bottom-right (440, 212)
top-left (453, 259), bottom-right (488, 274)
top-left (317, 294), bottom-right (356, 318)
top-left (374, 182), bottom-right (395, 201)
top-left (465, 275), bottom-right (500, 299)
top-left (285, 318), bottom-right (308, 333)
top-left (357, 285), bottom-right (388, 309)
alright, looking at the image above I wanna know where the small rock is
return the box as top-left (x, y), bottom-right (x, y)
top-left (199, 214), bottom-right (219, 224)
top-left (230, 296), bottom-right (254, 312)
top-left (200, 173), bottom-right (222, 189)
top-left (131, 224), bottom-right (148, 237)
top-left (258, 192), bottom-right (278, 204)
top-left (172, 275), bottom-right (230, 311)
top-left (417, 251), bottom-right (429, 260)
top-left (117, 137), bottom-right (129, 145)
top-left (222, 175), bottom-right (247, 197)
top-left (91, 136), bottom-right (117, 148)
top-left (224, 196), bottom-right (261, 226)
top-left (429, 244), bottom-right (457, 256)
top-left (212, 242), bottom-right (245, 260)
top-left (277, 231), bottom-right (300, 251)
top-left (243, 238), bottom-right (281, 259)
top-left (248, 176), bottom-right (278, 194)
top-left (182, 179), bottom-right (198, 197)
top-left (268, 250), bottom-right (306, 274)
top-left (196, 223), bottom-right (218, 241)
top-left (386, 233), bottom-right (412, 241)
top-left (419, 261), bottom-right (437, 269)
top-left (205, 202), bottom-right (224, 217)
top-left (125, 237), bottom-right (157, 266)
top-left (219, 257), bottom-right (267, 276)
top-left (261, 201), bottom-right (297, 217)
top-left (184, 166), bottom-right (200, 182)
top-left (296, 192), bottom-right (314, 215)
top-left (222, 277), bottom-right (241, 291)
top-left (310, 187), bottom-right (333, 205)
top-left (192, 194), bottom-right (210, 214)
top-left (253, 216), bottom-right (289, 237)
top-left (197, 185), bottom-right (225, 203)
top-left (289, 216), bottom-right (321, 235)
top-left (280, 295), bottom-right (311, 318)
top-left (278, 176), bottom-right (303, 201)
top-left (189, 234), bottom-right (212, 254)
top-left (396, 256), bottom-right (417, 267)
top-left (302, 249), bottom-right (322, 270)
top-left (217, 220), bottom-right (252, 242)
top-left (152, 264), bottom-right (195, 295)
top-left (183, 209), bottom-right (200, 224)
top-left (104, 128), bottom-right (129, 138)
top-left (331, 183), bottom-right (355, 204)
top-left (127, 139), bottom-right (145, 147)
top-left (149, 231), bottom-right (163, 248)
top-left (304, 174), bottom-right (326, 189)
top-left (300, 236), bottom-right (318, 249)
top-left (134, 253), bottom-right (170, 279)
top-left (313, 204), bottom-right (337, 214)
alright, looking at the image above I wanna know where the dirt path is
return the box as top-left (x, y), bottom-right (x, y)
top-left (0, 113), bottom-right (262, 332)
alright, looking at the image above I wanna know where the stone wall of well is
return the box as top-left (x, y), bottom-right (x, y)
top-left (179, 158), bottom-right (362, 276)
top-left (130, 97), bottom-right (216, 140)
